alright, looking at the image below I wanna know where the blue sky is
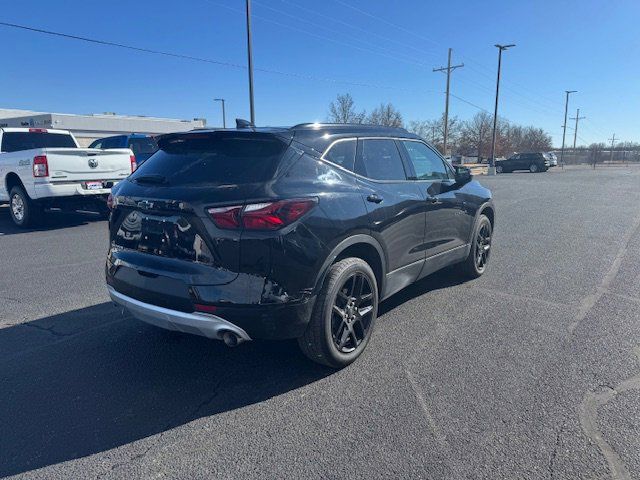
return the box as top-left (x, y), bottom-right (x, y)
top-left (1, 0), bottom-right (638, 146)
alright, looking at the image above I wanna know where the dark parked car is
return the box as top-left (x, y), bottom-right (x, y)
top-left (106, 123), bottom-right (494, 368)
top-left (496, 152), bottom-right (550, 173)
top-left (89, 134), bottom-right (158, 165)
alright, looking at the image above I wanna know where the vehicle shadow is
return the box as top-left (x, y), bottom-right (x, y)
top-left (0, 269), bottom-right (464, 477)
top-left (0, 205), bottom-right (103, 235)
top-left (379, 266), bottom-right (466, 316)
top-left (0, 303), bottom-right (333, 477)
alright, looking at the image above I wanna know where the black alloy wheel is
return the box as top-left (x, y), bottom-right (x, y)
top-left (475, 221), bottom-right (492, 273)
top-left (330, 272), bottom-right (375, 353)
top-left (298, 257), bottom-right (379, 368)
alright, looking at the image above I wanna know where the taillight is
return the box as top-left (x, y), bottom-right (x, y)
top-left (29, 128), bottom-right (48, 133)
top-left (207, 205), bottom-right (242, 229)
top-left (107, 193), bottom-right (114, 210)
top-left (33, 155), bottom-right (49, 177)
top-left (207, 198), bottom-right (317, 231)
top-left (130, 154), bottom-right (137, 173)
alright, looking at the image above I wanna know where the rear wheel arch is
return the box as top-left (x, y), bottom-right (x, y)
top-left (5, 172), bottom-right (25, 196)
top-left (315, 235), bottom-right (386, 297)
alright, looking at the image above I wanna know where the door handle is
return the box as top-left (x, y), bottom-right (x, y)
top-left (366, 194), bottom-right (383, 204)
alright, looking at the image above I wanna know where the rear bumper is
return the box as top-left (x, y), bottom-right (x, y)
top-left (108, 286), bottom-right (252, 343)
top-left (34, 180), bottom-right (122, 199)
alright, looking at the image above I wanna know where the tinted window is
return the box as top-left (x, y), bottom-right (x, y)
top-left (1, 132), bottom-right (76, 152)
top-left (102, 137), bottom-right (124, 149)
top-left (89, 140), bottom-right (103, 149)
top-left (400, 141), bottom-right (450, 180)
top-left (356, 139), bottom-right (406, 181)
top-left (131, 133), bottom-right (287, 186)
top-left (129, 137), bottom-right (158, 156)
top-left (323, 139), bottom-right (356, 171)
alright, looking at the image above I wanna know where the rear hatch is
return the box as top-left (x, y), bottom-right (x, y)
top-left (109, 131), bottom-right (292, 289)
top-left (45, 148), bottom-right (132, 183)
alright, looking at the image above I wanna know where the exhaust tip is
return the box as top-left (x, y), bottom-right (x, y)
top-left (221, 330), bottom-right (240, 347)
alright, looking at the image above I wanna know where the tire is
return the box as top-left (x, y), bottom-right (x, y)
top-left (456, 214), bottom-right (492, 279)
top-left (529, 163), bottom-right (539, 173)
top-left (9, 186), bottom-right (41, 228)
top-left (298, 257), bottom-right (379, 368)
top-left (496, 165), bottom-right (503, 173)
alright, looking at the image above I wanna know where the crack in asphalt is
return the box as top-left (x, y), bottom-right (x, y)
top-left (548, 422), bottom-right (566, 479)
top-left (568, 212), bottom-right (640, 334)
top-left (22, 322), bottom-right (74, 338)
top-left (579, 347), bottom-right (640, 480)
top-left (94, 377), bottom-right (228, 478)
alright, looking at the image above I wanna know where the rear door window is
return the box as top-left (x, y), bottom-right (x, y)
top-left (355, 139), bottom-right (407, 181)
top-left (1, 132), bottom-right (76, 152)
top-left (130, 133), bottom-right (288, 185)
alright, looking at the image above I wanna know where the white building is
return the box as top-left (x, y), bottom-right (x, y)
top-left (0, 109), bottom-right (207, 147)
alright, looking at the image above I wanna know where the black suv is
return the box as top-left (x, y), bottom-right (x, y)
top-left (496, 152), bottom-right (549, 173)
top-left (106, 123), bottom-right (494, 368)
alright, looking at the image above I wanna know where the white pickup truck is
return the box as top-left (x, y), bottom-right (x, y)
top-left (0, 127), bottom-right (135, 227)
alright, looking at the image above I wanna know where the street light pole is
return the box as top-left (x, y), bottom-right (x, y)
top-left (245, 0), bottom-right (255, 125)
top-left (214, 98), bottom-right (226, 128)
top-left (488, 44), bottom-right (515, 175)
top-left (560, 90), bottom-right (577, 170)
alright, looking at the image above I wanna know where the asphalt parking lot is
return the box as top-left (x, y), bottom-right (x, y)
top-left (1, 165), bottom-right (639, 479)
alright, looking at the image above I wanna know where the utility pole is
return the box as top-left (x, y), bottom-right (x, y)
top-left (214, 98), bottom-right (226, 128)
top-left (488, 44), bottom-right (515, 175)
top-left (433, 48), bottom-right (463, 156)
top-left (569, 108), bottom-right (585, 149)
top-left (245, 0), bottom-right (255, 125)
top-left (609, 133), bottom-right (617, 162)
top-left (560, 90), bottom-right (577, 170)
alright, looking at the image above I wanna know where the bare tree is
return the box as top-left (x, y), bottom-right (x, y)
top-left (459, 112), bottom-right (493, 159)
top-left (367, 103), bottom-right (403, 127)
top-left (327, 93), bottom-right (365, 124)
top-left (408, 115), bottom-right (460, 154)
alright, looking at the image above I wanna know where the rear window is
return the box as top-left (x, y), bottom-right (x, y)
top-left (129, 137), bottom-right (158, 156)
top-left (131, 133), bottom-right (288, 185)
top-left (1, 132), bottom-right (77, 152)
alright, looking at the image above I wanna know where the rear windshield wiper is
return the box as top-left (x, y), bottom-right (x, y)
top-left (132, 174), bottom-right (168, 185)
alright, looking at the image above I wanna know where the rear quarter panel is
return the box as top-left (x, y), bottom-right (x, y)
top-left (255, 152), bottom-right (370, 300)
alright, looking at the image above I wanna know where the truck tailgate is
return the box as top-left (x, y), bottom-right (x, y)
top-left (44, 148), bottom-right (132, 182)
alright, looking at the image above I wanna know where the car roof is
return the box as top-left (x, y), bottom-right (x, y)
top-left (162, 123), bottom-right (420, 154)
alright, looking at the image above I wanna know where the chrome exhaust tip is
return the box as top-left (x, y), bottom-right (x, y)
top-left (221, 330), bottom-right (241, 347)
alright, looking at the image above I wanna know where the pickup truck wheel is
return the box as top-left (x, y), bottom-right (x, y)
top-left (298, 258), bottom-right (378, 369)
top-left (9, 186), bottom-right (41, 228)
top-left (456, 214), bottom-right (492, 279)
top-left (529, 163), bottom-right (539, 173)
top-left (496, 165), bottom-right (503, 173)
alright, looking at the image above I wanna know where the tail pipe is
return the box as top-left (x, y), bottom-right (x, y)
top-left (221, 330), bottom-right (244, 347)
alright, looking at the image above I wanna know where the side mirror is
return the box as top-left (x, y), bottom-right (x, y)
top-left (454, 166), bottom-right (472, 185)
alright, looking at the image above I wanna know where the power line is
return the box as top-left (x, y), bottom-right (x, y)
top-left (0, 20), bottom-right (423, 91)
top-left (328, 1), bottom-right (569, 119)
top-left (449, 93), bottom-right (490, 113)
top-left (203, 0), bottom-right (433, 70)
top-left (277, 0), bottom-right (440, 60)
top-left (251, 0), bottom-right (434, 68)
